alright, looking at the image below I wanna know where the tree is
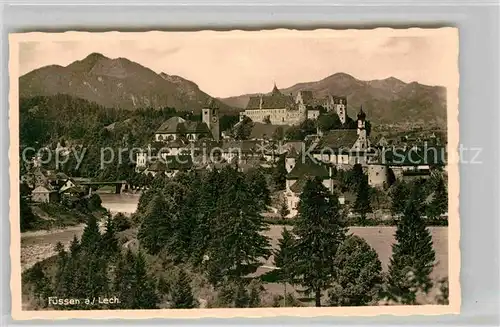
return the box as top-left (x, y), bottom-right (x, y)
top-left (390, 181), bottom-right (410, 215)
top-left (353, 176), bottom-right (372, 222)
top-left (426, 176), bottom-right (448, 219)
top-left (204, 168), bottom-right (271, 286)
top-left (263, 115), bottom-right (271, 124)
top-left (170, 269), bottom-right (197, 308)
top-left (138, 195), bottom-right (176, 255)
top-left (272, 154), bottom-right (287, 191)
top-left (114, 250), bottom-right (159, 309)
top-left (278, 198), bottom-right (290, 219)
top-left (317, 113), bottom-right (341, 132)
top-left (274, 227), bottom-right (295, 305)
top-left (20, 195), bottom-right (37, 232)
top-left (328, 235), bottom-right (383, 306)
top-left (80, 214), bottom-right (101, 249)
top-left (245, 168), bottom-right (271, 208)
top-left (27, 263), bottom-right (53, 308)
top-left (272, 126), bottom-right (285, 140)
top-left (101, 215), bottom-right (119, 257)
top-left (386, 185), bottom-right (436, 304)
top-left (291, 177), bottom-right (347, 307)
top-left (435, 277), bottom-right (449, 305)
top-left (234, 116), bottom-right (253, 140)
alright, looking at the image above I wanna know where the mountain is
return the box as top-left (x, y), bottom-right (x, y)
top-left (219, 73), bottom-right (447, 127)
top-left (19, 52), bottom-right (231, 112)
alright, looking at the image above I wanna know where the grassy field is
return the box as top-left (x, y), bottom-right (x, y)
top-left (258, 225), bottom-right (448, 305)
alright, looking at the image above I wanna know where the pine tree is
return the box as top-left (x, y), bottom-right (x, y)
top-left (205, 168), bottom-right (271, 286)
top-left (353, 176), bottom-right (372, 222)
top-left (170, 269), bottom-right (197, 309)
top-left (138, 194), bottom-right (175, 255)
top-left (386, 184), bottom-right (436, 304)
top-left (328, 235), bottom-right (383, 306)
top-left (390, 181), bottom-right (410, 215)
top-left (292, 177), bottom-right (347, 307)
top-left (278, 197), bottom-right (290, 219)
top-left (246, 168), bottom-right (271, 208)
top-left (102, 215), bottom-right (119, 257)
top-left (274, 227), bottom-right (295, 304)
top-left (132, 251), bottom-right (159, 309)
top-left (426, 176), bottom-right (448, 219)
top-left (114, 250), bottom-right (136, 308)
top-left (80, 214), bottom-right (101, 253)
top-left (272, 154), bottom-right (287, 191)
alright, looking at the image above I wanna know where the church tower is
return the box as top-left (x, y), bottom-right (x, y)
top-left (356, 105), bottom-right (368, 150)
top-left (202, 98), bottom-right (220, 142)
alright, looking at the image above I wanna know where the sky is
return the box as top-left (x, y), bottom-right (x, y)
top-left (17, 29), bottom-right (457, 98)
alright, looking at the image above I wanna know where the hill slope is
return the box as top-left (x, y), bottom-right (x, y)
top-left (219, 73), bottom-right (447, 127)
top-left (20, 52), bottom-right (230, 112)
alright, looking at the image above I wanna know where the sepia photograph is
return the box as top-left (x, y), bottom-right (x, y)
top-left (9, 28), bottom-right (460, 319)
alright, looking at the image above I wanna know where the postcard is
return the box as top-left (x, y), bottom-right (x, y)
top-left (9, 27), bottom-right (459, 319)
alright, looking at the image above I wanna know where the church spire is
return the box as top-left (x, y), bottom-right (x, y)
top-left (357, 105), bottom-right (366, 121)
top-left (271, 82), bottom-right (281, 95)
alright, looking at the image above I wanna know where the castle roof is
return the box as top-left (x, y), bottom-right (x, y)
top-left (246, 85), bottom-right (295, 110)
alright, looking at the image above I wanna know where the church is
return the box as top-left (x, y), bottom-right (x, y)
top-left (239, 84), bottom-right (348, 126)
top-left (154, 98), bottom-right (220, 142)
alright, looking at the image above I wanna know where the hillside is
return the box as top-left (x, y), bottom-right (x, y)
top-left (219, 73), bottom-right (447, 127)
top-left (20, 52), bottom-right (231, 112)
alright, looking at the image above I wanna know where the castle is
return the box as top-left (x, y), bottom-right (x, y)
top-left (239, 84), bottom-right (348, 126)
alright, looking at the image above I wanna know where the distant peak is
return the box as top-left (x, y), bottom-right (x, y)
top-left (332, 72), bottom-right (355, 79)
top-left (85, 52), bottom-right (107, 60)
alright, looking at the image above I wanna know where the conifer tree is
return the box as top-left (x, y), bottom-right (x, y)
top-left (390, 181), bottom-right (410, 215)
top-left (426, 176), bottom-right (448, 219)
top-left (80, 214), bottom-right (101, 253)
top-left (246, 168), bottom-right (271, 208)
top-left (292, 177), bottom-right (347, 307)
top-left (272, 154), bottom-right (287, 191)
top-left (328, 235), bottom-right (383, 306)
top-left (138, 194), bottom-right (175, 255)
top-left (102, 215), bottom-right (119, 257)
top-left (170, 269), bottom-right (197, 309)
top-left (132, 251), bottom-right (159, 309)
top-left (114, 250), bottom-right (136, 308)
top-left (386, 184), bottom-right (436, 304)
top-left (354, 175), bottom-right (372, 222)
top-left (274, 227), bottom-right (295, 304)
top-left (205, 168), bottom-right (271, 286)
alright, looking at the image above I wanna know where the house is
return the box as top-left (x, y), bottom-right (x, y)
top-left (284, 155), bottom-right (341, 217)
top-left (311, 107), bottom-right (373, 168)
top-left (155, 98), bottom-right (220, 142)
top-left (32, 185), bottom-right (59, 203)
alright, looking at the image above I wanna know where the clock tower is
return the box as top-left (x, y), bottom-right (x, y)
top-left (202, 98), bottom-right (220, 141)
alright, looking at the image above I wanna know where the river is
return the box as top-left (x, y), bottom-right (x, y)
top-left (20, 194), bottom-right (141, 272)
top-left (20, 193), bottom-right (448, 284)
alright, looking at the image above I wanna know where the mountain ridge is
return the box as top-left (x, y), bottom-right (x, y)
top-left (219, 73), bottom-right (446, 127)
top-left (20, 52), bottom-right (231, 112)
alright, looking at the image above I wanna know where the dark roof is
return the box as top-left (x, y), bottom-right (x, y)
top-left (286, 156), bottom-right (331, 180)
top-left (382, 146), bottom-right (447, 166)
top-left (246, 86), bottom-right (296, 110)
top-left (156, 117), bottom-right (211, 135)
top-left (316, 130), bottom-right (359, 151)
top-left (289, 174), bottom-right (340, 193)
top-left (148, 160), bottom-right (167, 172)
top-left (164, 155), bottom-right (194, 171)
top-left (249, 123), bottom-right (290, 140)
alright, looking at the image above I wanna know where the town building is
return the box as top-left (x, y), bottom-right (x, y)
top-left (154, 98), bottom-right (220, 143)
top-left (239, 84), bottom-right (348, 126)
top-left (311, 106), bottom-right (373, 168)
top-left (284, 155), bottom-right (344, 217)
top-left (32, 185), bottom-right (59, 203)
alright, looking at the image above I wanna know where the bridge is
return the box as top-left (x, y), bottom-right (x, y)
top-left (78, 180), bottom-right (129, 195)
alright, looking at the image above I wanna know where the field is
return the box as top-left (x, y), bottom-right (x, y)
top-left (257, 225), bottom-right (448, 305)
